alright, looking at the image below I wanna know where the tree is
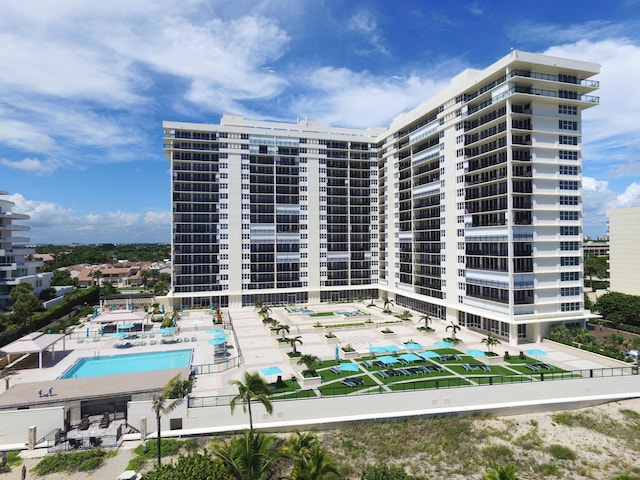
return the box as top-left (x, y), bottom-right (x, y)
top-left (289, 335), bottom-right (303, 355)
top-left (277, 324), bottom-right (290, 340)
top-left (484, 462), bottom-right (519, 480)
top-left (213, 430), bottom-right (282, 480)
top-left (297, 354), bottom-right (320, 376)
top-left (140, 269), bottom-right (152, 288)
top-left (154, 280), bottom-right (169, 296)
top-left (584, 256), bottom-right (608, 292)
top-left (151, 374), bottom-right (185, 466)
top-left (9, 283), bottom-right (40, 325)
top-left (259, 305), bottom-right (272, 322)
top-left (229, 371), bottom-right (273, 430)
top-left (383, 297), bottom-right (394, 313)
top-left (91, 269), bottom-right (103, 287)
top-left (419, 314), bottom-right (432, 330)
top-left (50, 269), bottom-right (74, 286)
top-left (481, 334), bottom-right (501, 354)
top-left (445, 321), bottom-right (461, 340)
top-left (594, 292), bottom-right (640, 327)
top-left (291, 444), bottom-right (341, 480)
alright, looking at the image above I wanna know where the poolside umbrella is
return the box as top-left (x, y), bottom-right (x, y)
top-left (370, 346), bottom-right (387, 354)
top-left (118, 323), bottom-right (135, 331)
top-left (161, 304), bottom-right (165, 314)
top-left (383, 345), bottom-right (402, 353)
top-left (377, 355), bottom-right (400, 365)
top-left (419, 351), bottom-right (441, 359)
top-left (208, 339), bottom-right (226, 345)
top-left (400, 353), bottom-right (422, 363)
top-left (335, 345), bottom-right (340, 361)
top-left (467, 349), bottom-right (487, 357)
top-left (339, 363), bottom-right (360, 372)
top-left (159, 327), bottom-right (174, 335)
top-left (260, 366), bottom-right (283, 383)
top-left (525, 349), bottom-right (547, 356)
top-left (434, 341), bottom-right (454, 348)
top-left (93, 307), bottom-right (98, 319)
top-left (404, 343), bottom-right (423, 350)
top-left (214, 333), bottom-right (229, 339)
top-left (110, 332), bottom-right (127, 338)
top-left (207, 328), bottom-right (223, 334)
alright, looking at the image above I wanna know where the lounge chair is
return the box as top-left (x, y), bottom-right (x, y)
top-left (341, 379), bottom-right (356, 387)
top-left (377, 370), bottom-right (389, 379)
top-left (76, 338), bottom-right (84, 344)
top-left (519, 351), bottom-right (526, 359)
top-left (398, 368), bottom-right (413, 376)
top-left (79, 416), bottom-right (90, 431)
top-left (150, 340), bottom-right (156, 346)
top-left (69, 438), bottom-right (82, 449)
top-left (191, 336), bottom-right (197, 342)
top-left (89, 436), bottom-right (102, 447)
top-left (183, 337), bottom-right (189, 343)
top-left (99, 412), bottom-right (110, 428)
top-left (329, 367), bottom-right (341, 375)
top-left (362, 361), bottom-right (373, 368)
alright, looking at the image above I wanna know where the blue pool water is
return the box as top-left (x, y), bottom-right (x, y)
top-left (60, 349), bottom-right (192, 379)
top-left (290, 308), bottom-right (315, 314)
top-left (336, 311), bottom-right (364, 317)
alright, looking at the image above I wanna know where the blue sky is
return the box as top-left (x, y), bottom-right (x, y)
top-left (1, 0), bottom-right (639, 244)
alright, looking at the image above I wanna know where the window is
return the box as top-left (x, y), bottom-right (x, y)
top-left (559, 165), bottom-right (578, 175)
top-left (559, 105), bottom-right (578, 115)
top-left (559, 120), bottom-right (578, 130)
top-left (560, 180), bottom-right (579, 190)
top-left (561, 287), bottom-right (581, 296)
top-left (560, 195), bottom-right (579, 205)
top-left (559, 150), bottom-right (578, 160)
top-left (561, 271), bottom-right (580, 281)
top-left (559, 135), bottom-right (578, 145)
top-left (561, 302), bottom-right (581, 312)
top-left (560, 241), bottom-right (580, 251)
top-left (560, 256), bottom-right (580, 266)
top-left (559, 211), bottom-right (579, 221)
top-left (560, 226), bottom-right (579, 236)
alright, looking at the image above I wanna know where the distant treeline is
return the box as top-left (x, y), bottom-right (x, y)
top-left (35, 243), bottom-right (170, 270)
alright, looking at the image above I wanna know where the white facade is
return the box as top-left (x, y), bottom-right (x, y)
top-left (0, 191), bottom-right (52, 312)
top-left (163, 51), bottom-right (600, 344)
top-left (606, 207), bottom-right (640, 296)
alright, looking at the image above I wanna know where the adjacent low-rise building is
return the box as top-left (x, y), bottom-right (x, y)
top-left (0, 191), bottom-right (52, 312)
top-left (606, 206), bottom-right (640, 296)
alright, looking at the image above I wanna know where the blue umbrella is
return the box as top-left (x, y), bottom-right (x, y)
top-left (404, 343), bottom-right (423, 350)
top-left (260, 366), bottom-right (283, 376)
top-left (208, 339), bottom-right (226, 345)
top-left (158, 327), bottom-right (174, 334)
top-left (383, 345), bottom-right (401, 352)
top-left (434, 341), bottom-right (454, 348)
top-left (467, 349), bottom-right (487, 357)
top-left (335, 345), bottom-right (340, 361)
top-left (339, 363), bottom-right (360, 372)
top-left (207, 329), bottom-right (223, 334)
top-left (419, 351), bottom-right (441, 359)
top-left (118, 323), bottom-right (135, 330)
top-left (370, 346), bottom-right (387, 353)
top-left (93, 307), bottom-right (98, 319)
top-left (214, 333), bottom-right (229, 339)
top-left (110, 332), bottom-right (127, 338)
top-left (161, 304), bottom-right (165, 314)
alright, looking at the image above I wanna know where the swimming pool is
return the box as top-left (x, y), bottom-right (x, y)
top-left (60, 349), bottom-right (192, 379)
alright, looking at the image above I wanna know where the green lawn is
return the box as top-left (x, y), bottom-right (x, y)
top-left (387, 377), bottom-right (471, 391)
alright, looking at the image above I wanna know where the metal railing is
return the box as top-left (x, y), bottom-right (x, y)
top-left (187, 365), bottom-right (637, 407)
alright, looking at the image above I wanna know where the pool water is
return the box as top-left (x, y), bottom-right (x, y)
top-left (60, 349), bottom-right (192, 379)
top-left (290, 308), bottom-right (315, 314)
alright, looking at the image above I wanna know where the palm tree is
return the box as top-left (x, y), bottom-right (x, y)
top-left (289, 335), bottom-right (303, 355)
top-left (419, 313), bottom-right (432, 330)
top-left (446, 321), bottom-right (461, 341)
top-left (297, 354), bottom-right (320, 376)
top-left (292, 444), bottom-right (341, 480)
top-left (213, 429), bottom-right (282, 480)
top-left (254, 299), bottom-right (265, 310)
top-left (276, 324), bottom-right (290, 340)
top-left (229, 371), bottom-right (273, 430)
top-left (259, 305), bottom-right (272, 322)
top-left (382, 297), bottom-right (394, 313)
top-left (140, 269), bottom-right (152, 287)
top-left (484, 462), bottom-right (519, 480)
top-left (91, 269), bottom-right (103, 287)
top-left (151, 374), bottom-right (185, 466)
top-left (481, 334), bottom-right (501, 354)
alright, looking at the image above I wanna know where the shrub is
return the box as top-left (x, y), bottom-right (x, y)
top-left (33, 449), bottom-right (114, 475)
top-left (549, 444), bottom-right (576, 460)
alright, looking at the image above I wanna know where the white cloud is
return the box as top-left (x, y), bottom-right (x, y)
top-left (292, 66), bottom-right (452, 128)
top-left (5, 193), bottom-right (170, 244)
top-left (347, 11), bottom-right (389, 56)
top-left (581, 177), bottom-right (640, 236)
top-left (0, 157), bottom-right (57, 175)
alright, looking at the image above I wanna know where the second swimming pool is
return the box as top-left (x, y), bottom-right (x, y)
top-left (60, 349), bottom-right (192, 379)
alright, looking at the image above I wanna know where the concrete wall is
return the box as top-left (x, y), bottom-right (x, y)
top-left (130, 375), bottom-right (639, 438)
top-left (0, 406), bottom-right (64, 445)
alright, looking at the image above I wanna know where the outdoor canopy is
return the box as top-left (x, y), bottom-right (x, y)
top-left (1, 332), bottom-right (66, 369)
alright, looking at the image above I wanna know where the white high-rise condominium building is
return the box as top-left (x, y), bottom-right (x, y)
top-left (0, 191), bottom-right (52, 312)
top-left (163, 50), bottom-right (599, 344)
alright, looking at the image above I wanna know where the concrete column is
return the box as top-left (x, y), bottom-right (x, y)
top-left (140, 416), bottom-right (147, 441)
top-left (27, 426), bottom-right (36, 450)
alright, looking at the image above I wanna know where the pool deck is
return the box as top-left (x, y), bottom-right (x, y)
top-left (0, 302), bottom-right (633, 407)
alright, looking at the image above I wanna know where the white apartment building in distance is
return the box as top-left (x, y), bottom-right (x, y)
top-left (606, 207), bottom-right (640, 296)
top-left (163, 50), bottom-right (600, 344)
top-left (0, 191), bottom-right (52, 312)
